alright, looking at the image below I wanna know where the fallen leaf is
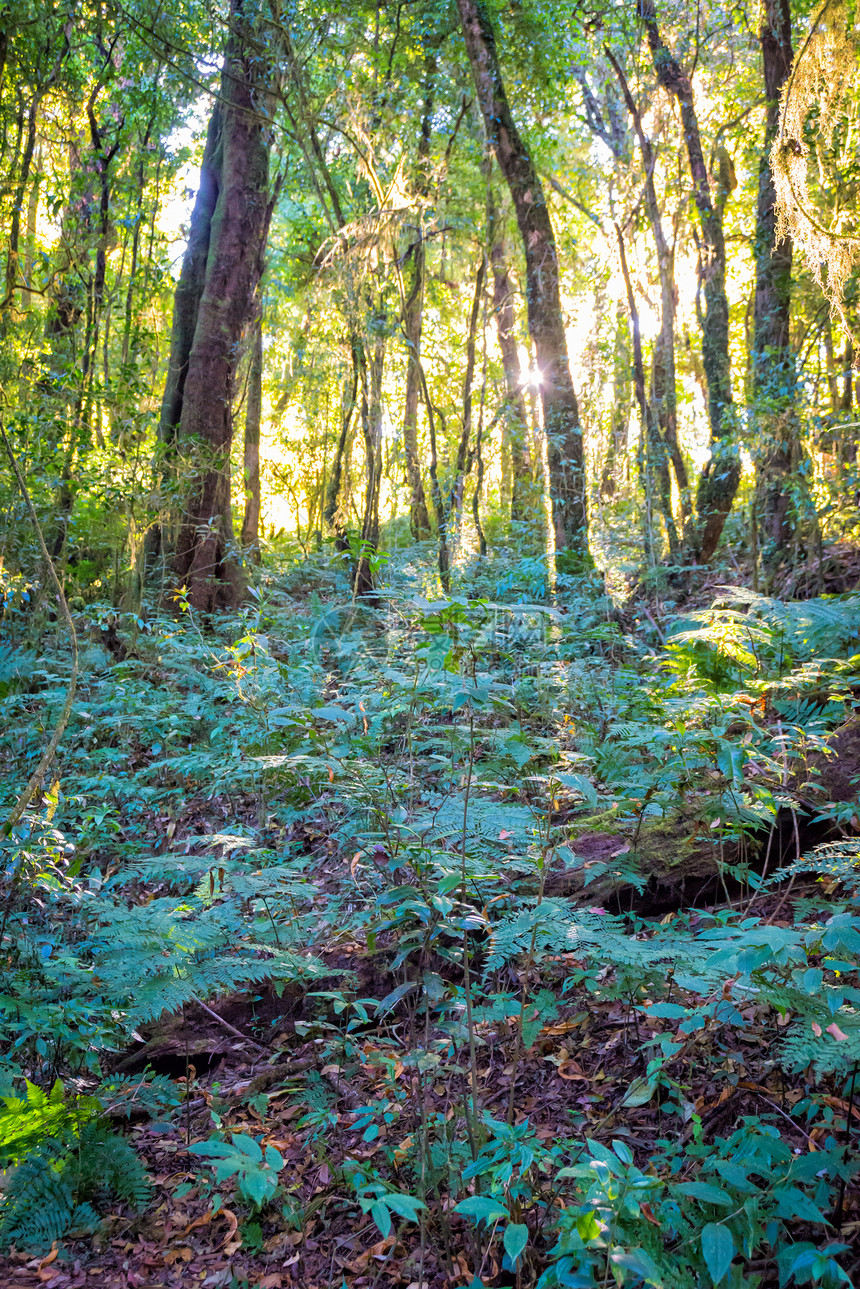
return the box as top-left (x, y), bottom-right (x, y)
top-left (558, 1061), bottom-right (588, 1082)
top-left (215, 1208), bottom-right (239, 1251)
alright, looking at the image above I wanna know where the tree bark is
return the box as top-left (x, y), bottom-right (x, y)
top-left (490, 229), bottom-right (533, 521)
top-left (354, 335), bottom-right (385, 597)
top-left (615, 224), bottom-right (679, 556)
top-left (752, 0), bottom-right (804, 563)
top-left (606, 48), bottom-right (690, 531)
top-left (171, 0), bottom-right (273, 611)
top-left (601, 299), bottom-right (630, 497)
top-left (240, 309), bottom-right (263, 561)
top-left (456, 0), bottom-right (588, 565)
top-left (158, 104), bottom-right (222, 452)
top-left (401, 53), bottom-right (434, 539)
top-left (640, 0), bottom-right (739, 562)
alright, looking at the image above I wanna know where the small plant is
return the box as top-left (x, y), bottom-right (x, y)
top-left (189, 1132), bottom-right (285, 1209)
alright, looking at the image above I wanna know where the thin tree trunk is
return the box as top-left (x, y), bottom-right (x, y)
top-left (456, 0), bottom-right (588, 565)
top-left (401, 53), bottom-right (434, 539)
top-left (448, 252), bottom-right (486, 527)
top-left (241, 309), bottom-right (263, 561)
top-left (639, 0), bottom-right (738, 561)
top-left (325, 337), bottom-right (361, 550)
top-left (601, 299), bottom-right (630, 497)
top-left (489, 226), bottom-right (532, 520)
top-left (615, 224), bottom-right (679, 555)
top-left (607, 48), bottom-right (690, 529)
top-left (354, 336), bottom-right (385, 597)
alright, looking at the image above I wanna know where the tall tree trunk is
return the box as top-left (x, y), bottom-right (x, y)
top-left (490, 228), bottom-right (533, 521)
top-left (607, 48), bottom-right (690, 530)
top-left (241, 309), bottom-right (263, 562)
top-left (753, 0), bottom-right (805, 563)
top-left (615, 224), bottom-right (679, 556)
top-left (354, 335), bottom-right (385, 597)
top-left (158, 104), bottom-right (222, 452)
top-left (456, 0), bottom-right (588, 566)
top-left (401, 53), bottom-right (434, 539)
top-left (325, 337), bottom-right (361, 550)
top-left (601, 299), bottom-right (630, 497)
top-left (640, 0), bottom-right (739, 562)
top-left (171, 0), bottom-right (273, 611)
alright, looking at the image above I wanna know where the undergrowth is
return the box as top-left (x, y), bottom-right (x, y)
top-left (1, 549), bottom-right (860, 1285)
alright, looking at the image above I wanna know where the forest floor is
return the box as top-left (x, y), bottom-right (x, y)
top-left (2, 546), bottom-right (860, 1288)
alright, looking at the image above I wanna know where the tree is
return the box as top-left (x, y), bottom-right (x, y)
top-left (752, 0), bottom-right (803, 566)
top-left (162, 0), bottom-right (275, 610)
top-left (456, 0), bottom-right (589, 566)
top-left (640, 0), bottom-right (739, 563)
top-left (240, 307), bottom-right (264, 561)
top-left (401, 49), bottom-right (435, 540)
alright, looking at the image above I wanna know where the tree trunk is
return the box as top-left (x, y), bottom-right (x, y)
top-left (601, 300), bottom-right (630, 497)
top-left (171, 0), bottom-right (273, 611)
top-left (607, 48), bottom-right (690, 530)
top-left (158, 104), bottom-right (222, 451)
top-left (325, 337), bottom-right (361, 550)
top-left (640, 0), bottom-right (739, 562)
top-left (354, 336), bottom-right (385, 597)
top-left (753, 0), bottom-right (803, 563)
top-left (615, 224), bottom-right (679, 556)
top-left (490, 230), bottom-right (533, 520)
top-left (456, 0), bottom-right (588, 566)
top-left (401, 53), bottom-right (434, 539)
top-left (241, 309), bottom-right (263, 562)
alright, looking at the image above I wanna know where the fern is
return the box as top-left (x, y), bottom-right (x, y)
top-left (0, 1120), bottom-right (150, 1253)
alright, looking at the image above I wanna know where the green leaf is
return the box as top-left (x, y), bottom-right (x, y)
top-left (241, 1167), bottom-right (274, 1208)
top-left (611, 1247), bottom-right (663, 1286)
top-left (384, 1192), bottom-right (426, 1222)
top-left (454, 1196), bottom-right (509, 1226)
top-left (575, 1210), bottom-right (602, 1241)
top-left (231, 1132), bottom-right (262, 1162)
top-left (701, 1223), bottom-right (734, 1284)
top-left (503, 1223), bottom-right (528, 1266)
top-left (773, 1187), bottom-right (828, 1224)
top-left (371, 1199), bottom-right (392, 1237)
top-left (621, 1075), bottom-right (658, 1108)
top-left (676, 1182), bottom-right (733, 1207)
top-left (376, 981), bottom-right (418, 1014)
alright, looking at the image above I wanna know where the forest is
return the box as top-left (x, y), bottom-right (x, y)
top-left (2, 0), bottom-right (860, 1284)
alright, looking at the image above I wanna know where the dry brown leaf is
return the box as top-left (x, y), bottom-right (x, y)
top-left (215, 1208), bottom-right (239, 1250)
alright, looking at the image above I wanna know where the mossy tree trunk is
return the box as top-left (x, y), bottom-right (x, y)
top-left (752, 0), bottom-right (807, 566)
top-left (640, 0), bottom-right (739, 562)
top-left (490, 228), bottom-right (533, 521)
top-left (456, 0), bottom-right (588, 566)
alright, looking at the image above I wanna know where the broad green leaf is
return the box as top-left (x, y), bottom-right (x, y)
top-left (701, 1223), bottom-right (734, 1285)
top-left (231, 1132), bottom-right (262, 1162)
top-left (620, 1076), bottom-right (658, 1108)
top-left (611, 1247), bottom-right (663, 1286)
top-left (676, 1182), bottom-right (733, 1207)
top-left (384, 1192), bottom-right (426, 1222)
top-left (371, 1199), bottom-right (392, 1237)
top-left (503, 1223), bottom-right (528, 1265)
top-left (454, 1196), bottom-right (509, 1226)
